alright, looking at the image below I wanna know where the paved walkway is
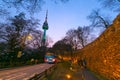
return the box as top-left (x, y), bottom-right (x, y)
top-left (70, 65), bottom-right (99, 80)
top-left (83, 69), bottom-right (99, 80)
top-left (46, 63), bottom-right (100, 80)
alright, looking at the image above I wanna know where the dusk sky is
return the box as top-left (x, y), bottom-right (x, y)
top-left (39, 0), bottom-right (101, 43)
top-left (1, 0), bottom-right (118, 44)
top-left (37, 0), bottom-right (117, 44)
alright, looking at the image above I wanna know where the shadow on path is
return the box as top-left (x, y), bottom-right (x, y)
top-left (71, 67), bottom-right (99, 80)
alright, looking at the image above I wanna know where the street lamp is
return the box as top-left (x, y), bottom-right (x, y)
top-left (27, 34), bottom-right (32, 40)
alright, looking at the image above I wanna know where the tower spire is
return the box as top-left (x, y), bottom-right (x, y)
top-left (42, 10), bottom-right (48, 30)
top-left (42, 10), bottom-right (49, 46)
top-left (45, 10), bottom-right (48, 22)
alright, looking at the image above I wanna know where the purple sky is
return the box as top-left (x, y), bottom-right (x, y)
top-left (37, 0), bottom-right (117, 44)
top-left (1, 0), bottom-right (118, 45)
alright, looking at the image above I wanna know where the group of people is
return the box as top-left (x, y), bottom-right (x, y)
top-left (77, 59), bottom-right (87, 68)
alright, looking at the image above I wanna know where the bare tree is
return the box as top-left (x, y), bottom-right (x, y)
top-left (20, 29), bottom-right (53, 49)
top-left (63, 29), bottom-right (80, 54)
top-left (28, 30), bottom-right (43, 49)
top-left (0, 13), bottom-right (40, 54)
top-left (65, 29), bottom-right (76, 47)
top-left (45, 36), bottom-right (53, 47)
top-left (52, 39), bottom-right (72, 59)
top-left (75, 26), bottom-right (90, 48)
top-left (64, 26), bottom-right (90, 49)
top-left (87, 9), bottom-right (111, 29)
top-left (0, 8), bottom-right (9, 17)
top-left (52, 40), bottom-right (66, 59)
top-left (1, 0), bottom-right (69, 14)
top-left (99, 0), bottom-right (120, 12)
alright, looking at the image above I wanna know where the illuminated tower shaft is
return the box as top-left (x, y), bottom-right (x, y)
top-left (42, 11), bottom-right (48, 46)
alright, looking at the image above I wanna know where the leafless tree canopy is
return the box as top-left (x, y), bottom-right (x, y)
top-left (99, 0), bottom-right (120, 12)
top-left (75, 26), bottom-right (90, 48)
top-left (2, 0), bottom-right (44, 13)
top-left (0, 13), bottom-right (41, 52)
top-left (64, 26), bottom-right (90, 49)
top-left (2, 0), bottom-right (69, 14)
top-left (87, 9), bottom-right (111, 29)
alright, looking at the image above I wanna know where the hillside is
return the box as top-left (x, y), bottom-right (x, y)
top-left (79, 14), bottom-right (120, 80)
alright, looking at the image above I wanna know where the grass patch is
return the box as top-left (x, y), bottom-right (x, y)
top-left (46, 61), bottom-right (72, 80)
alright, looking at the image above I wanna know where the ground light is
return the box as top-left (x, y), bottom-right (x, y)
top-left (66, 74), bottom-right (71, 79)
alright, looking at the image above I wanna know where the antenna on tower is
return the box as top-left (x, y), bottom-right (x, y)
top-left (45, 10), bottom-right (48, 22)
top-left (42, 10), bottom-right (49, 30)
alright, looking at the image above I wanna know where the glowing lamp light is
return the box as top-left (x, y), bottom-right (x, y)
top-left (66, 74), bottom-right (71, 79)
top-left (27, 35), bottom-right (32, 40)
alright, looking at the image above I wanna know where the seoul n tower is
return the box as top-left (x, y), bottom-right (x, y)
top-left (42, 10), bottom-right (49, 47)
